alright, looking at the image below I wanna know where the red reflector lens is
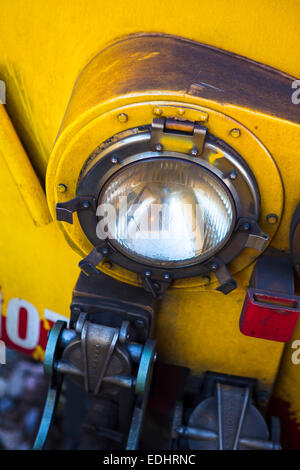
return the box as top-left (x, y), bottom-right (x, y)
top-left (253, 293), bottom-right (298, 309)
top-left (240, 288), bottom-right (300, 342)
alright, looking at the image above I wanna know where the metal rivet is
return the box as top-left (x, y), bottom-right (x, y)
top-left (164, 273), bottom-right (171, 281)
top-left (177, 108), bottom-right (185, 116)
top-left (190, 148), bottom-right (198, 156)
top-left (229, 170), bottom-right (237, 180)
top-left (155, 143), bottom-right (163, 152)
top-left (243, 222), bottom-right (251, 231)
top-left (230, 128), bottom-right (241, 138)
top-left (153, 107), bottom-right (163, 116)
top-left (111, 155), bottom-right (118, 164)
top-left (117, 113), bottom-right (128, 123)
top-left (57, 183), bottom-right (67, 193)
top-left (82, 200), bottom-right (90, 209)
top-left (199, 113), bottom-right (208, 122)
top-left (102, 247), bottom-right (109, 255)
top-left (266, 213), bottom-right (278, 224)
top-left (211, 262), bottom-right (218, 271)
top-left (145, 270), bottom-right (152, 277)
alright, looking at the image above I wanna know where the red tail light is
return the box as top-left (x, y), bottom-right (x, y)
top-left (240, 288), bottom-right (300, 342)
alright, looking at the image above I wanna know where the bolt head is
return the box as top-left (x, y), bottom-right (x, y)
top-left (266, 213), bottom-right (278, 224)
top-left (199, 112), bottom-right (208, 122)
top-left (211, 262), bottom-right (219, 271)
top-left (243, 222), bottom-right (251, 231)
top-left (82, 200), bottom-right (90, 209)
top-left (145, 270), bottom-right (151, 277)
top-left (155, 143), bottom-right (163, 152)
top-left (153, 107), bottom-right (163, 116)
top-left (164, 272), bottom-right (171, 281)
top-left (102, 247), bottom-right (109, 255)
top-left (117, 113), bottom-right (128, 123)
top-left (177, 108), bottom-right (185, 116)
top-left (230, 128), bottom-right (241, 138)
top-left (190, 148), bottom-right (198, 156)
top-left (111, 155), bottom-right (118, 164)
top-left (229, 170), bottom-right (237, 180)
top-left (57, 183), bottom-right (67, 193)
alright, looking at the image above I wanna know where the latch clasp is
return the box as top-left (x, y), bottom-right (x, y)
top-left (151, 117), bottom-right (207, 156)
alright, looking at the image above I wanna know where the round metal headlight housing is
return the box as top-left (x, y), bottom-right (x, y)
top-left (74, 119), bottom-right (268, 293)
top-left (97, 158), bottom-right (235, 268)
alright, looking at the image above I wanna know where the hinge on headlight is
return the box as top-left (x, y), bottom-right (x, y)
top-left (151, 117), bottom-right (207, 156)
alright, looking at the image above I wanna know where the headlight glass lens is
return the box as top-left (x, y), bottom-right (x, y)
top-left (97, 159), bottom-right (235, 267)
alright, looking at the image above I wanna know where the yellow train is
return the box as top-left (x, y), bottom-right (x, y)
top-left (0, 0), bottom-right (299, 450)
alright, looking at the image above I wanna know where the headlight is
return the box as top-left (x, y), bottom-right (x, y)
top-left (98, 158), bottom-right (235, 267)
top-left (69, 119), bottom-right (268, 294)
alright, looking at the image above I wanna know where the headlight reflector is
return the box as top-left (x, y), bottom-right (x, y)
top-left (97, 158), bottom-right (235, 267)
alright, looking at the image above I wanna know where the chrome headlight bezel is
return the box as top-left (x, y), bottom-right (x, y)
top-left (76, 124), bottom-right (265, 292)
top-left (97, 156), bottom-right (237, 268)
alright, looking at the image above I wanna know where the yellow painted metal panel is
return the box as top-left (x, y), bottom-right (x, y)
top-left (0, 105), bottom-right (51, 226)
top-left (0, 0), bottom-right (299, 179)
top-left (0, 106), bottom-right (79, 360)
top-left (0, 0), bottom-right (299, 432)
top-left (47, 100), bottom-right (284, 289)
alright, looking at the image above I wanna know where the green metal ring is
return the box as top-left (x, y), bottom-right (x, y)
top-left (135, 338), bottom-right (156, 395)
top-left (43, 320), bottom-right (67, 376)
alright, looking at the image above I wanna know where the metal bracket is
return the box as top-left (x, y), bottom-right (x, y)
top-left (171, 376), bottom-right (281, 450)
top-left (55, 318), bottom-right (136, 394)
top-left (33, 321), bottom-right (68, 450)
top-left (141, 271), bottom-right (172, 299)
top-left (81, 321), bottom-right (120, 394)
top-left (240, 253), bottom-right (300, 342)
top-left (151, 118), bottom-right (207, 156)
top-left (200, 219), bottom-right (270, 295)
top-left (208, 257), bottom-right (237, 294)
top-left (34, 317), bottom-right (157, 450)
top-left (78, 246), bottom-right (107, 276)
top-left (237, 219), bottom-right (269, 252)
top-left (126, 339), bottom-right (156, 450)
top-left (70, 270), bottom-right (156, 343)
top-left (56, 196), bottom-right (96, 224)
